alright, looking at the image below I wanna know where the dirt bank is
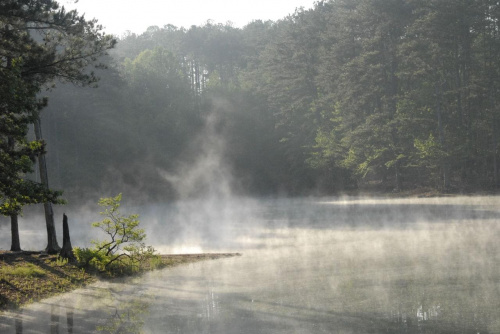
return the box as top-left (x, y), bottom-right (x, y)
top-left (0, 251), bottom-right (240, 310)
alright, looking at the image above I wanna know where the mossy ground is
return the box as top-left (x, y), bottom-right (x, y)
top-left (0, 251), bottom-right (239, 310)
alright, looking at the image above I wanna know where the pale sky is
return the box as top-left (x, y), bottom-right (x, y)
top-left (63, 0), bottom-right (316, 37)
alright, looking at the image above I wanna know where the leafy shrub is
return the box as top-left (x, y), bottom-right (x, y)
top-left (76, 194), bottom-right (159, 275)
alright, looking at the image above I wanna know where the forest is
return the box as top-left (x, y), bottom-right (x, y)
top-left (3, 0), bottom-right (500, 210)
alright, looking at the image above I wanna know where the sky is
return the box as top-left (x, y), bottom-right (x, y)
top-left (63, 0), bottom-right (317, 37)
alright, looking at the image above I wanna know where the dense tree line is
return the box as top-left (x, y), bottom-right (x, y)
top-left (38, 0), bottom-right (500, 202)
top-left (307, 0), bottom-right (500, 192)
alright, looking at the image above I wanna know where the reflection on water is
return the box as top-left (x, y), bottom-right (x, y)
top-left (96, 300), bottom-right (148, 334)
top-left (1, 196), bottom-right (500, 333)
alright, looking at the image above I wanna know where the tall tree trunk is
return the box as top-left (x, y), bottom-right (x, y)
top-left (10, 215), bottom-right (21, 252)
top-left (34, 117), bottom-right (60, 254)
top-left (395, 163), bottom-right (402, 192)
top-left (436, 83), bottom-right (450, 190)
top-left (493, 119), bottom-right (499, 189)
top-left (5, 53), bottom-right (23, 253)
top-left (7, 130), bottom-right (22, 252)
top-left (195, 61), bottom-right (201, 93)
top-left (388, 50), bottom-right (401, 192)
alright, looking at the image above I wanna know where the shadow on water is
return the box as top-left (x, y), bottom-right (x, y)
top-left (261, 200), bottom-right (500, 230)
top-left (12, 287), bottom-right (493, 333)
top-left (0, 292), bottom-right (149, 334)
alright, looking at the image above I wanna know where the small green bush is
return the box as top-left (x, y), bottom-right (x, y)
top-left (76, 194), bottom-right (158, 275)
top-left (149, 255), bottom-right (163, 270)
top-left (74, 247), bottom-right (110, 272)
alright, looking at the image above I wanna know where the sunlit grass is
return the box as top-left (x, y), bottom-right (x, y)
top-left (0, 252), bottom-right (235, 310)
top-left (0, 253), bottom-right (94, 309)
top-left (0, 263), bottom-right (46, 278)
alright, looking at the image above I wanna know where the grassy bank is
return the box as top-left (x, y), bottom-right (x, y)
top-left (0, 251), bottom-right (239, 310)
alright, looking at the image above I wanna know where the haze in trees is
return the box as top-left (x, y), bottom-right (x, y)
top-left (10, 0), bottom-right (500, 211)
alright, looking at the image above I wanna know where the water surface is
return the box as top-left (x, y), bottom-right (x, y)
top-left (1, 196), bottom-right (500, 333)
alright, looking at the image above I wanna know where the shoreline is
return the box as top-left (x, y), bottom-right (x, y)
top-left (0, 251), bottom-right (240, 311)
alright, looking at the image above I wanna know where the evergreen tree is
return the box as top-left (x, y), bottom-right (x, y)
top-left (0, 59), bottom-right (61, 251)
top-left (0, 0), bottom-right (115, 252)
top-left (258, 6), bottom-right (330, 191)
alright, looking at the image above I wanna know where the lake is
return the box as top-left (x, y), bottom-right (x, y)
top-left (1, 196), bottom-right (500, 333)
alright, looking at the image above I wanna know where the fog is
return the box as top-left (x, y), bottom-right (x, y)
top-left (2, 109), bottom-right (500, 333)
top-left (5, 1), bottom-right (500, 332)
top-left (2, 195), bottom-right (500, 333)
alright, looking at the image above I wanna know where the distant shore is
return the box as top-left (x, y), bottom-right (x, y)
top-left (0, 251), bottom-right (240, 311)
top-left (337, 186), bottom-right (500, 199)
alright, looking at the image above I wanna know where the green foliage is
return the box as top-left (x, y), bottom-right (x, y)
top-left (27, 0), bottom-right (500, 197)
top-left (1, 0), bottom-right (115, 218)
top-left (149, 255), bottom-right (163, 270)
top-left (414, 134), bottom-right (445, 166)
top-left (0, 0), bottom-right (116, 87)
top-left (55, 256), bottom-right (69, 266)
top-left (76, 194), bottom-right (158, 275)
top-left (0, 57), bottom-right (62, 216)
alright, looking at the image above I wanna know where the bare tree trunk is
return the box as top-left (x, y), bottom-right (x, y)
top-left (436, 83), bottom-right (450, 190)
top-left (34, 117), bottom-right (60, 254)
top-left (59, 214), bottom-right (75, 261)
top-left (10, 215), bottom-right (21, 252)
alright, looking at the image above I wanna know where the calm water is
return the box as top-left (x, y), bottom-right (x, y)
top-left (1, 196), bottom-right (500, 333)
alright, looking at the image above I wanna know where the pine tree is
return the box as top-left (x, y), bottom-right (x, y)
top-left (0, 0), bottom-right (115, 252)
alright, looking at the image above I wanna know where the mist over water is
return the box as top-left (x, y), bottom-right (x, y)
top-left (2, 195), bottom-right (500, 333)
top-left (2, 111), bottom-right (500, 333)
